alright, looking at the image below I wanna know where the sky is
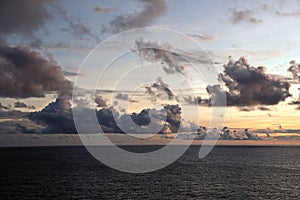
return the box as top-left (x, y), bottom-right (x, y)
top-left (1, 0), bottom-right (300, 142)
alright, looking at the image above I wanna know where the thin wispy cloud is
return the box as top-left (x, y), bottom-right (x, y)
top-left (229, 8), bottom-right (263, 24)
top-left (102, 0), bottom-right (166, 33)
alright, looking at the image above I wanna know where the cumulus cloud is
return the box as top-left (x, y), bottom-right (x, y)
top-left (216, 57), bottom-right (290, 106)
top-left (220, 127), bottom-right (258, 140)
top-left (0, 0), bottom-right (50, 36)
top-left (145, 77), bottom-right (175, 101)
top-left (96, 107), bottom-right (122, 133)
top-left (0, 44), bottom-right (71, 98)
top-left (97, 104), bottom-right (181, 134)
top-left (288, 60), bottom-right (300, 81)
top-left (118, 105), bottom-right (181, 134)
top-left (28, 100), bottom-right (183, 134)
top-left (28, 97), bottom-right (76, 133)
top-left (230, 8), bottom-right (263, 24)
top-left (95, 96), bottom-right (107, 107)
top-left (102, 0), bottom-right (166, 33)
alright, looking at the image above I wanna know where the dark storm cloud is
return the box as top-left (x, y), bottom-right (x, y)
top-left (216, 57), bottom-right (290, 106)
top-left (0, 44), bottom-right (71, 98)
top-left (230, 8), bottom-right (263, 24)
top-left (288, 60), bottom-right (300, 81)
top-left (0, 0), bottom-right (50, 36)
top-left (102, 0), bottom-right (166, 33)
top-left (95, 96), bottom-right (107, 107)
top-left (145, 77), bottom-right (175, 101)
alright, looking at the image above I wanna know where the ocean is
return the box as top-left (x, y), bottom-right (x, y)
top-left (0, 146), bottom-right (299, 199)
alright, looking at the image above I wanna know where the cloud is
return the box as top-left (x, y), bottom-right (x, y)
top-left (134, 38), bottom-right (187, 74)
top-left (96, 104), bottom-right (181, 134)
top-left (230, 8), bottom-right (263, 24)
top-left (51, 2), bottom-right (100, 41)
top-left (239, 106), bottom-right (270, 112)
top-left (28, 98), bottom-right (182, 134)
top-left (192, 126), bottom-right (260, 140)
top-left (0, 44), bottom-right (71, 98)
top-left (288, 60), bottom-right (300, 81)
top-left (102, 0), bottom-right (166, 33)
top-left (14, 101), bottom-right (28, 108)
top-left (63, 70), bottom-right (79, 77)
top-left (164, 104), bottom-right (181, 133)
top-left (239, 107), bottom-right (254, 112)
top-left (187, 34), bottom-right (217, 42)
top-left (257, 106), bottom-right (270, 111)
top-left (145, 77), bottom-right (176, 101)
top-left (28, 97), bottom-right (76, 133)
top-left (115, 93), bottom-right (129, 101)
top-left (0, 102), bottom-right (10, 110)
top-left (275, 10), bottom-right (300, 17)
top-left (0, 0), bottom-right (50, 36)
top-left (216, 57), bottom-right (290, 106)
top-left (220, 127), bottom-right (258, 140)
top-left (118, 104), bottom-right (181, 134)
top-left (95, 96), bottom-right (107, 107)
top-left (94, 6), bottom-right (113, 14)
top-left (184, 96), bottom-right (202, 105)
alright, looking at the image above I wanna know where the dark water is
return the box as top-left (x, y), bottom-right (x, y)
top-left (0, 146), bottom-right (299, 199)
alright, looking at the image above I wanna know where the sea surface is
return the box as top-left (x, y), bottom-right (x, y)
top-left (0, 146), bottom-right (299, 199)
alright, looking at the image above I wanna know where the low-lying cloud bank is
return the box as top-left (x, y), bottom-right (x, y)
top-left (28, 100), bottom-right (182, 134)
